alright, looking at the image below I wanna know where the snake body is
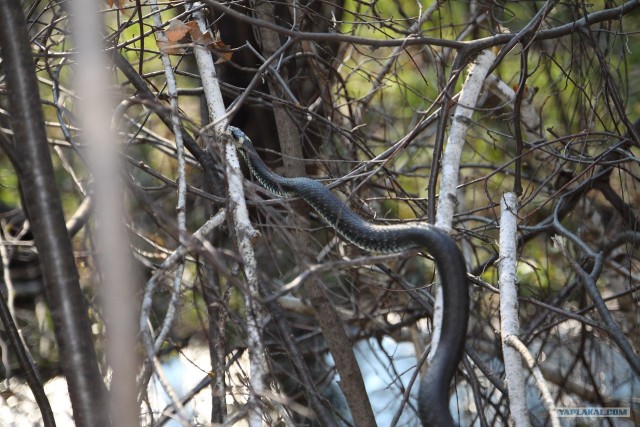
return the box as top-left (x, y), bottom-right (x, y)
top-left (229, 126), bottom-right (469, 427)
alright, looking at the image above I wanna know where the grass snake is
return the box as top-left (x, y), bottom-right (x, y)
top-left (229, 126), bottom-right (469, 427)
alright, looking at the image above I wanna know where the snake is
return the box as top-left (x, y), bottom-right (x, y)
top-left (229, 126), bottom-right (469, 427)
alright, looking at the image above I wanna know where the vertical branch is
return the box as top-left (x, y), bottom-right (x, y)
top-left (512, 48), bottom-right (530, 197)
top-left (136, 1), bottom-right (199, 423)
top-left (147, 0), bottom-right (188, 357)
top-left (0, 0), bottom-right (109, 425)
top-left (70, 1), bottom-right (140, 426)
top-left (0, 231), bottom-right (16, 316)
top-left (188, 4), bottom-right (268, 425)
top-left (498, 193), bottom-right (529, 427)
top-left (250, 0), bottom-right (305, 178)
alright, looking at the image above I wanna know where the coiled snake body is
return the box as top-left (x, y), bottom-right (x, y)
top-left (230, 127), bottom-right (469, 427)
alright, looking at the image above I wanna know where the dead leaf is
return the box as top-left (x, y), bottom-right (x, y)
top-left (156, 19), bottom-right (233, 60)
top-left (165, 19), bottom-right (191, 43)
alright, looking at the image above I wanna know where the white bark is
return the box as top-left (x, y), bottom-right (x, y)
top-left (504, 335), bottom-right (560, 427)
top-left (435, 49), bottom-right (495, 232)
top-left (498, 192), bottom-right (529, 427)
top-left (189, 4), bottom-right (267, 426)
top-left (430, 50), bottom-right (495, 364)
top-left (147, 0), bottom-right (189, 363)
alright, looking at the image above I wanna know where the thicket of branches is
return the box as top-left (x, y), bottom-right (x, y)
top-left (0, 0), bottom-right (638, 426)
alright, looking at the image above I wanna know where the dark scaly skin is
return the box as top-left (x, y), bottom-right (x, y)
top-left (230, 126), bottom-right (469, 427)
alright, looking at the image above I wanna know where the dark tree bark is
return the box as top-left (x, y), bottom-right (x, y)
top-left (0, 1), bottom-right (109, 425)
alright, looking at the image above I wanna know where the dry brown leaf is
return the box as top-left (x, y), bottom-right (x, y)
top-left (165, 19), bottom-right (191, 43)
top-left (156, 20), bottom-right (233, 60)
top-left (156, 20), bottom-right (192, 54)
top-left (211, 37), bottom-right (233, 63)
top-left (185, 21), bottom-right (203, 41)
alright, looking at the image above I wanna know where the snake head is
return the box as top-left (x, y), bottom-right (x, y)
top-left (228, 126), bottom-right (247, 146)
